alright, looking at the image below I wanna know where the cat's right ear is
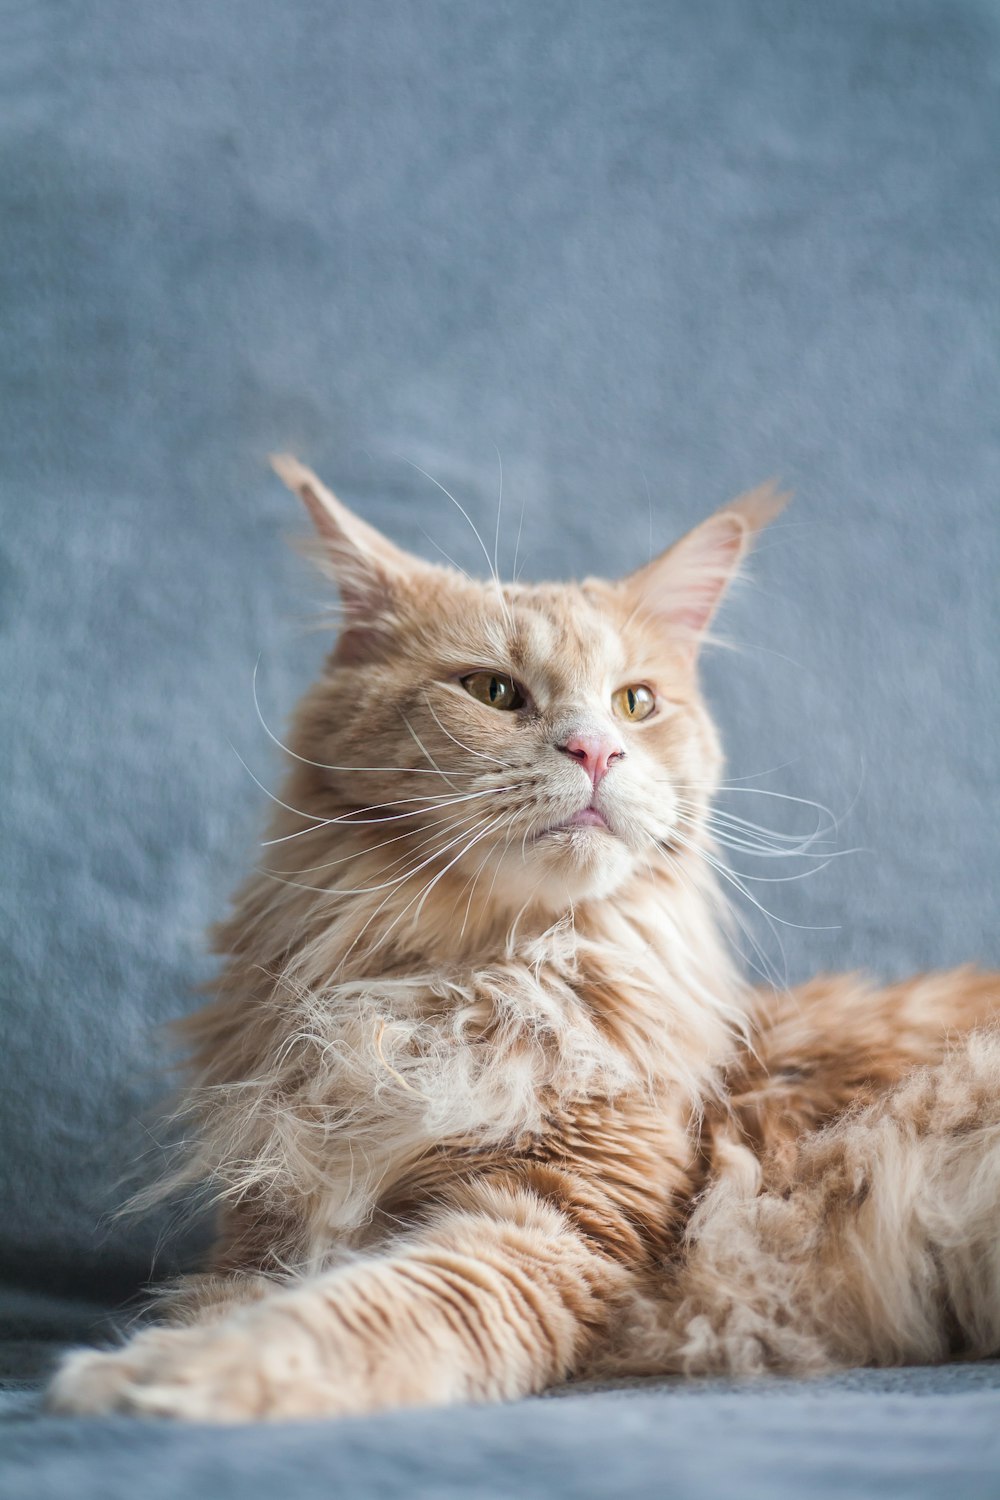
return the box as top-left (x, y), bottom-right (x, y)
top-left (270, 455), bottom-right (425, 656)
top-left (618, 480), bottom-right (790, 660)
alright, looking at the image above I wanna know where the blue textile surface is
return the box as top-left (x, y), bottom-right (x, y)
top-left (2, 0), bottom-right (998, 1494)
top-left (2, 1292), bottom-right (1000, 1499)
top-left (4, 1376), bottom-right (1000, 1500)
top-left (2, 1288), bottom-right (1000, 1500)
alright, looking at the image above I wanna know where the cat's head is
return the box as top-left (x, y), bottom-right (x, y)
top-left (272, 457), bottom-right (787, 915)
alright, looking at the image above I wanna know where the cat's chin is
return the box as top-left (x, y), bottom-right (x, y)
top-left (488, 827), bottom-right (638, 914)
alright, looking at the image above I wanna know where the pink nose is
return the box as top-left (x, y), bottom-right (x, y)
top-left (558, 732), bottom-right (626, 788)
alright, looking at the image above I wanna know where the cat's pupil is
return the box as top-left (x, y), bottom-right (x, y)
top-left (627, 688), bottom-right (636, 715)
top-left (490, 677), bottom-right (501, 702)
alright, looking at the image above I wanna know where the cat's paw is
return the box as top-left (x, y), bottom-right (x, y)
top-left (49, 1321), bottom-right (280, 1422)
top-left (47, 1325), bottom-right (223, 1419)
top-left (46, 1312), bottom-right (363, 1422)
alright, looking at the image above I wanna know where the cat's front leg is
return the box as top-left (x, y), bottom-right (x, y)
top-left (48, 1182), bottom-right (629, 1421)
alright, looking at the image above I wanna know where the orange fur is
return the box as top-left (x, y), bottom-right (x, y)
top-left (48, 464), bottom-right (1000, 1420)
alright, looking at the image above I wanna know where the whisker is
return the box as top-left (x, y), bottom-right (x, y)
top-left (343, 810), bottom-right (501, 964)
top-left (701, 857), bottom-right (841, 885)
top-left (642, 470), bottom-right (653, 564)
top-left (697, 828), bottom-right (862, 868)
top-left (258, 785), bottom-right (523, 847)
top-left (692, 806), bottom-right (829, 847)
top-left (714, 759), bottom-right (804, 784)
top-left (482, 810), bottom-right (522, 906)
top-left (511, 480), bottom-right (527, 587)
top-left (421, 693), bottom-right (512, 768)
top-left (229, 741), bottom-right (329, 828)
top-left (263, 805), bottom-right (481, 878)
top-left (667, 781), bottom-right (842, 824)
top-left (409, 811), bottom-right (511, 926)
top-left (417, 528), bottom-right (473, 581)
top-left (686, 759), bottom-right (867, 838)
top-left (700, 832), bottom-right (854, 866)
top-left (326, 787), bottom-right (522, 828)
top-left (493, 442), bottom-right (503, 584)
top-left (668, 827), bottom-right (841, 932)
top-left (258, 807), bottom-right (494, 899)
top-left (252, 657), bottom-right (459, 778)
top-left (675, 804), bottom-right (850, 861)
top-left (457, 807), bottom-right (521, 940)
top-left (399, 710), bottom-right (464, 791)
top-left (655, 838), bottom-right (787, 992)
top-left (698, 826), bottom-right (829, 858)
top-left (675, 795), bottom-right (827, 841)
top-left (400, 457), bottom-right (514, 632)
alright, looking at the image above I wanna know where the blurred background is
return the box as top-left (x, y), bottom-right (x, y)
top-left (2, 0), bottom-right (998, 1306)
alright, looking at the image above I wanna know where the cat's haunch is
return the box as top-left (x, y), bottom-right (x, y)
top-left (48, 463), bottom-right (1000, 1421)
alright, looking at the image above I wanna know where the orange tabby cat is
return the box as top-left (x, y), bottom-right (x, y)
top-left (49, 460), bottom-right (1000, 1420)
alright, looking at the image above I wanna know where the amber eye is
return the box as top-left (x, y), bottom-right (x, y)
top-left (462, 671), bottom-right (526, 711)
top-left (612, 684), bottom-right (656, 722)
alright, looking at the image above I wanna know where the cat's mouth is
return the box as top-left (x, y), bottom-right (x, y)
top-left (538, 805), bottom-right (611, 837)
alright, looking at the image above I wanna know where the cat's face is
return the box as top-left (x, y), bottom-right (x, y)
top-left (275, 458), bottom-right (785, 914)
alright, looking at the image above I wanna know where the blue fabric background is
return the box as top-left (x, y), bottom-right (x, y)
top-left (2, 1), bottom-right (998, 1493)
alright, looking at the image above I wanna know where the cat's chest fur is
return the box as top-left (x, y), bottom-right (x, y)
top-left (189, 868), bottom-right (742, 1270)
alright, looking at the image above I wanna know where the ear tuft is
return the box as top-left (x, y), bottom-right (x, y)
top-left (723, 478), bottom-right (792, 534)
top-left (270, 453), bottom-right (343, 545)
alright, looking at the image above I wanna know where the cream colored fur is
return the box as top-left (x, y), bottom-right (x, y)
top-left (49, 462), bottom-right (1000, 1421)
top-left (604, 1028), bottom-right (1000, 1378)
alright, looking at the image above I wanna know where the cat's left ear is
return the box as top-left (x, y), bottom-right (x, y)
top-left (270, 454), bottom-right (424, 598)
top-left (620, 480), bottom-right (790, 657)
top-left (271, 454), bottom-right (432, 661)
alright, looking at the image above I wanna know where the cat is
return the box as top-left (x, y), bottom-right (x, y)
top-left (49, 458), bottom-right (1000, 1420)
